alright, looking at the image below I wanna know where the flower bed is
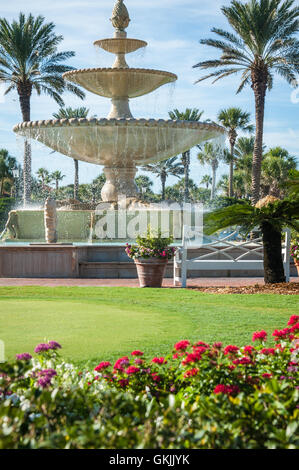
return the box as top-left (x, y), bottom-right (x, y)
top-left (0, 317), bottom-right (298, 449)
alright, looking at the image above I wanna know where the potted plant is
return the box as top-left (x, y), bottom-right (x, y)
top-left (290, 236), bottom-right (299, 276)
top-left (125, 227), bottom-right (176, 287)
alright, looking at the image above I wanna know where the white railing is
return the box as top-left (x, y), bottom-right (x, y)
top-left (173, 226), bottom-right (291, 288)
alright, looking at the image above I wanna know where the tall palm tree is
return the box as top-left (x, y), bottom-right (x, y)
top-left (51, 170), bottom-right (65, 191)
top-left (198, 143), bottom-right (224, 200)
top-left (193, 0), bottom-right (299, 204)
top-left (204, 196), bottom-right (299, 284)
top-left (168, 108), bottom-right (204, 202)
top-left (0, 13), bottom-right (85, 205)
top-left (143, 157), bottom-right (184, 200)
top-left (53, 107), bottom-right (89, 200)
top-left (217, 108), bottom-right (253, 197)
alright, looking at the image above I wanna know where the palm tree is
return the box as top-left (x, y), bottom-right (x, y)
top-left (36, 168), bottom-right (51, 188)
top-left (217, 108), bottom-right (253, 197)
top-left (53, 107), bottom-right (89, 200)
top-left (262, 149), bottom-right (297, 198)
top-left (0, 149), bottom-right (17, 195)
top-left (193, 0), bottom-right (299, 204)
top-left (168, 108), bottom-right (204, 202)
top-left (143, 157), bottom-right (184, 200)
top-left (0, 13), bottom-right (85, 205)
top-left (51, 170), bottom-right (65, 191)
top-left (204, 196), bottom-right (299, 283)
top-left (198, 143), bottom-right (224, 200)
top-left (201, 174), bottom-right (213, 189)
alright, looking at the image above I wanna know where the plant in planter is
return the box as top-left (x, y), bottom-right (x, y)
top-left (125, 228), bottom-right (176, 287)
top-left (290, 236), bottom-right (299, 276)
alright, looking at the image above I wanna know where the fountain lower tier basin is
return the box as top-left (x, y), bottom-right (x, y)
top-left (62, 68), bottom-right (177, 98)
top-left (13, 118), bottom-right (225, 167)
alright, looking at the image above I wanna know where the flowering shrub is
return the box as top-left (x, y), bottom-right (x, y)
top-left (291, 239), bottom-right (299, 262)
top-left (125, 227), bottom-right (176, 260)
top-left (0, 318), bottom-right (298, 449)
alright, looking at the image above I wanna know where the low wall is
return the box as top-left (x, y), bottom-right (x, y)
top-left (0, 244), bottom-right (297, 279)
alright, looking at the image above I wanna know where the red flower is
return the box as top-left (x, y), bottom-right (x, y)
top-left (174, 340), bottom-right (190, 351)
top-left (252, 330), bottom-right (267, 342)
top-left (259, 348), bottom-right (275, 356)
top-left (151, 373), bottom-right (162, 382)
top-left (233, 357), bottom-right (253, 365)
top-left (212, 342), bottom-right (223, 349)
top-left (195, 341), bottom-right (210, 348)
top-left (213, 384), bottom-right (240, 396)
top-left (272, 328), bottom-right (291, 341)
top-left (193, 346), bottom-right (208, 355)
top-left (243, 345), bottom-right (255, 356)
top-left (288, 315), bottom-right (299, 326)
top-left (224, 345), bottom-right (239, 355)
top-left (131, 350), bottom-right (144, 356)
top-left (94, 361), bottom-right (111, 372)
top-left (262, 373), bottom-right (272, 379)
top-left (118, 379), bottom-right (129, 388)
top-left (114, 356), bottom-right (129, 371)
top-left (151, 357), bottom-right (167, 365)
top-left (125, 366), bottom-right (140, 375)
top-left (290, 323), bottom-right (299, 333)
top-left (184, 368), bottom-right (199, 378)
top-left (182, 352), bottom-right (202, 366)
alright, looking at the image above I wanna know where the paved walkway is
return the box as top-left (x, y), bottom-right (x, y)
top-left (0, 277), bottom-right (298, 287)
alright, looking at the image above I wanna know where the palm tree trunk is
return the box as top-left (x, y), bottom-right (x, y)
top-left (74, 159), bottom-right (79, 200)
top-left (251, 76), bottom-right (267, 205)
top-left (229, 143), bottom-right (234, 198)
top-left (182, 151), bottom-right (190, 202)
top-left (262, 222), bottom-right (285, 284)
top-left (161, 174), bottom-right (166, 200)
top-left (211, 161), bottom-right (217, 200)
top-left (18, 83), bottom-right (32, 206)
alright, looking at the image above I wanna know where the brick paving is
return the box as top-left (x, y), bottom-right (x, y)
top-left (0, 277), bottom-right (298, 287)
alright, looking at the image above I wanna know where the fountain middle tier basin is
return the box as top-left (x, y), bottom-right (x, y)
top-left (63, 68), bottom-right (177, 98)
top-left (13, 118), bottom-right (225, 167)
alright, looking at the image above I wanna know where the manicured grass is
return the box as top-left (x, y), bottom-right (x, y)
top-left (0, 287), bottom-right (296, 368)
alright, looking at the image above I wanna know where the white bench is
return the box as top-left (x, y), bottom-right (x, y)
top-left (173, 226), bottom-right (291, 287)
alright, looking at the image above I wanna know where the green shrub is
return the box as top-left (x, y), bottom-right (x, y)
top-left (0, 197), bottom-right (15, 231)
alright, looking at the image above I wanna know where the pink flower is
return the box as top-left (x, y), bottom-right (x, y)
top-left (252, 330), bottom-right (267, 342)
top-left (262, 373), bottom-right (272, 379)
top-left (118, 379), bottom-right (129, 388)
top-left (174, 340), bottom-right (190, 351)
top-left (212, 342), bottom-right (222, 349)
top-left (34, 343), bottom-right (51, 353)
top-left (16, 353), bottom-right (32, 361)
top-left (125, 366), bottom-right (140, 375)
top-left (272, 328), bottom-right (291, 341)
top-left (48, 341), bottom-right (62, 350)
top-left (151, 357), bottom-right (167, 365)
top-left (94, 361), bottom-right (111, 372)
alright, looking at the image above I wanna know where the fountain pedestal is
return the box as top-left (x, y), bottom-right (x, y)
top-left (101, 166), bottom-right (139, 201)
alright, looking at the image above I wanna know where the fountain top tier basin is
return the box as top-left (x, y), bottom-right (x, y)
top-left (94, 38), bottom-right (148, 55)
top-left (14, 118), bottom-right (226, 167)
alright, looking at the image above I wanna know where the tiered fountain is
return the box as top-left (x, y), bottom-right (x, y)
top-left (13, 0), bottom-right (225, 204)
top-left (0, 1), bottom-right (228, 279)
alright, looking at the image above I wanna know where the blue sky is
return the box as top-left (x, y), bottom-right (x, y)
top-left (1, 0), bottom-right (299, 191)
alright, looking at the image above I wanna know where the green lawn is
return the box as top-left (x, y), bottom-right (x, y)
top-left (0, 287), bottom-right (296, 368)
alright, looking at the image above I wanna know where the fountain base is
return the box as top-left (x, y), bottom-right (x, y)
top-left (101, 166), bottom-right (139, 201)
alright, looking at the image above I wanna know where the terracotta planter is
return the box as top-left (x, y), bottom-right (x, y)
top-left (294, 259), bottom-right (299, 277)
top-left (134, 257), bottom-right (168, 288)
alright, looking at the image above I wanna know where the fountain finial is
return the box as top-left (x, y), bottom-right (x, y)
top-left (111, 0), bottom-right (130, 34)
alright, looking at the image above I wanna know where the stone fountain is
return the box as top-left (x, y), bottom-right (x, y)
top-left (13, 0), bottom-right (225, 203)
